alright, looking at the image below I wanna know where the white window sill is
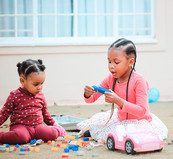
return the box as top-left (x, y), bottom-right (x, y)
top-left (0, 36), bottom-right (157, 47)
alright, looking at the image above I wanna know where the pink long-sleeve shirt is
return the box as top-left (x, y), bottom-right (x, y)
top-left (85, 71), bottom-right (152, 122)
top-left (0, 87), bottom-right (55, 127)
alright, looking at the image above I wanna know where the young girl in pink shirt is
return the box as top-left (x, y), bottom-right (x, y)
top-left (0, 59), bottom-right (66, 144)
top-left (77, 38), bottom-right (168, 141)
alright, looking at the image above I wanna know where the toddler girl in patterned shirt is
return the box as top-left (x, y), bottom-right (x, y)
top-left (0, 59), bottom-right (66, 144)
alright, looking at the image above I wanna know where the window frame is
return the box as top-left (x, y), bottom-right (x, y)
top-left (0, 0), bottom-right (156, 46)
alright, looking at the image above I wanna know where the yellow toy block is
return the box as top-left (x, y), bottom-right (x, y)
top-left (51, 147), bottom-right (59, 151)
top-left (60, 144), bottom-right (68, 148)
top-left (35, 147), bottom-right (40, 152)
top-left (51, 141), bottom-right (55, 145)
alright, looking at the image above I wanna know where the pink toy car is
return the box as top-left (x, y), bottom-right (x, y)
top-left (107, 125), bottom-right (164, 154)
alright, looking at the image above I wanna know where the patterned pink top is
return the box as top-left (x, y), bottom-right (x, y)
top-left (0, 87), bottom-right (55, 127)
top-left (85, 71), bottom-right (152, 122)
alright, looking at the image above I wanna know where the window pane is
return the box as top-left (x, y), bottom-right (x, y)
top-left (17, 0), bottom-right (33, 14)
top-left (0, 0), bottom-right (14, 14)
top-left (136, 15), bottom-right (151, 28)
top-left (78, 0), bottom-right (94, 13)
top-left (118, 0), bottom-right (133, 13)
top-left (38, 16), bottom-right (55, 37)
top-left (0, 17), bottom-right (15, 37)
top-left (96, 0), bottom-right (113, 14)
top-left (38, 0), bottom-right (55, 13)
top-left (119, 30), bottom-right (134, 36)
top-left (119, 15), bottom-right (134, 29)
top-left (78, 16), bottom-right (95, 37)
top-left (57, 0), bottom-right (73, 13)
top-left (97, 16), bottom-right (113, 37)
top-left (136, 29), bottom-right (151, 35)
top-left (135, 0), bottom-right (151, 13)
top-left (57, 16), bottom-right (73, 37)
top-left (17, 16), bottom-right (33, 37)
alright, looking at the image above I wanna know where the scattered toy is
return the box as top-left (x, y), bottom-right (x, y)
top-left (77, 151), bottom-right (85, 156)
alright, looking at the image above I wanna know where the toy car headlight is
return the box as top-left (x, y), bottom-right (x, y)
top-left (133, 138), bottom-right (139, 144)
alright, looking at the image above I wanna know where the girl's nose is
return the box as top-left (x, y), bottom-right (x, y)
top-left (109, 63), bottom-right (115, 68)
top-left (38, 85), bottom-right (42, 90)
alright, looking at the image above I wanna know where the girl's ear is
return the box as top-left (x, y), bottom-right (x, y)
top-left (129, 57), bottom-right (135, 67)
top-left (20, 75), bottom-right (25, 86)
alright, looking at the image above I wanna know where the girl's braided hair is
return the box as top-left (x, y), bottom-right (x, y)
top-left (17, 59), bottom-right (46, 78)
top-left (106, 38), bottom-right (137, 125)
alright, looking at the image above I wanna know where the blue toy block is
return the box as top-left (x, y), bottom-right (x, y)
top-left (74, 135), bottom-right (79, 139)
top-left (30, 139), bottom-right (37, 144)
top-left (64, 148), bottom-right (70, 152)
top-left (6, 144), bottom-right (10, 148)
top-left (15, 144), bottom-right (20, 148)
top-left (92, 86), bottom-right (111, 94)
top-left (20, 148), bottom-right (25, 151)
top-left (72, 146), bottom-right (79, 151)
top-left (68, 145), bottom-right (75, 149)
top-left (83, 137), bottom-right (89, 141)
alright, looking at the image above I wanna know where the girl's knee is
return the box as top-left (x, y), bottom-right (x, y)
top-left (35, 126), bottom-right (58, 141)
top-left (14, 130), bottom-right (31, 144)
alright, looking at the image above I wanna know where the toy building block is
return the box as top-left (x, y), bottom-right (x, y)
top-left (9, 147), bottom-right (14, 153)
top-left (62, 153), bottom-right (69, 158)
top-left (74, 135), bottom-right (80, 139)
top-left (72, 146), bottom-right (79, 151)
top-left (30, 139), bottom-right (37, 144)
top-left (62, 141), bottom-right (68, 144)
top-left (5, 148), bottom-right (9, 152)
top-left (64, 148), bottom-right (70, 152)
top-left (5, 144), bottom-right (10, 148)
top-left (35, 147), bottom-right (40, 152)
top-left (83, 137), bottom-right (89, 141)
top-left (92, 86), bottom-right (111, 94)
top-left (19, 151), bottom-right (26, 155)
top-left (60, 144), bottom-right (68, 148)
top-left (77, 151), bottom-right (85, 156)
top-left (51, 147), bottom-right (59, 151)
top-left (57, 143), bottom-right (61, 147)
top-left (15, 144), bottom-right (20, 148)
top-left (92, 153), bottom-right (99, 157)
top-left (36, 139), bottom-right (43, 145)
top-left (86, 145), bottom-right (93, 151)
top-left (0, 145), bottom-right (6, 148)
top-left (47, 140), bottom-right (52, 144)
top-left (51, 141), bottom-right (55, 145)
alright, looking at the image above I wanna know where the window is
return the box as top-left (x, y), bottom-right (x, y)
top-left (0, 0), bottom-right (154, 46)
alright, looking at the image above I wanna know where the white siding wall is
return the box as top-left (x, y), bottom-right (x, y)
top-left (0, 0), bottom-right (173, 106)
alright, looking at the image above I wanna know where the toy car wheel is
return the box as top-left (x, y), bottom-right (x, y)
top-left (125, 139), bottom-right (135, 154)
top-left (107, 136), bottom-right (115, 150)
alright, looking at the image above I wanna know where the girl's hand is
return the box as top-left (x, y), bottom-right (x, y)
top-left (105, 91), bottom-right (124, 108)
top-left (84, 85), bottom-right (95, 98)
top-left (53, 122), bottom-right (63, 128)
top-left (52, 123), bottom-right (66, 136)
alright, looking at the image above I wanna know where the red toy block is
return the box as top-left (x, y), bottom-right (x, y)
top-left (24, 148), bottom-right (28, 151)
top-left (57, 143), bottom-right (61, 147)
top-left (14, 147), bottom-right (17, 151)
top-left (47, 140), bottom-right (51, 144)
top-left (62, 141), bottom-right (68, 144)
top-left (62, 153), bottom-right (69, 158)
top-left (82, 142), bottom-right (90, 146)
